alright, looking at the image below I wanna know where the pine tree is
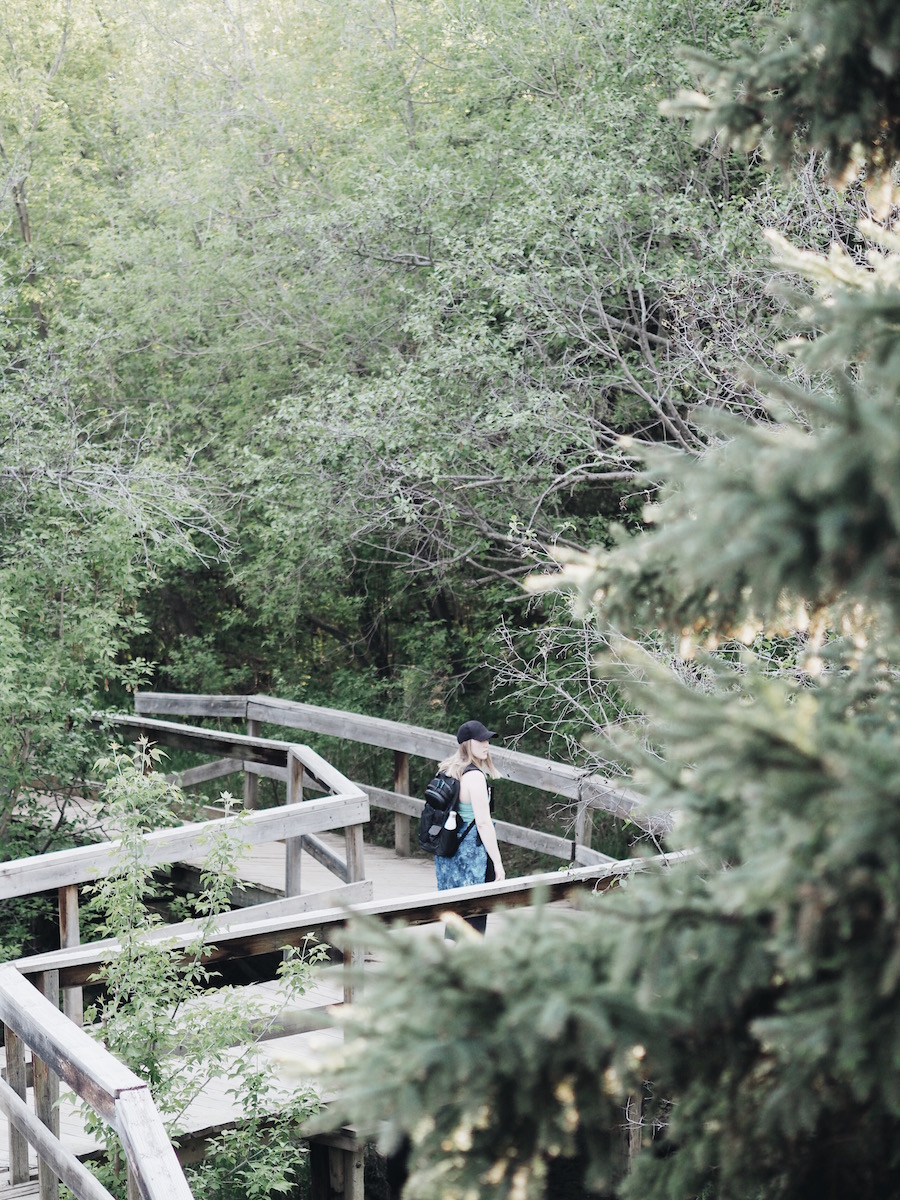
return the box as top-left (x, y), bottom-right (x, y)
top-left (318, 3), bottom-right (900, 1197)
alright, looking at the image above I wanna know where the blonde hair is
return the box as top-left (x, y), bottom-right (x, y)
top-left (438, 740), bottom-right (499, 780)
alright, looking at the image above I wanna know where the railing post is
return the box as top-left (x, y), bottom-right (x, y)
top-left (393, 750), bottom-right (410, 857)
top-left (33, 970), bottom-right (61, 1200)
top-left (309, 1134), bottom-right (364, 1200)
top-left (285, 748), bottom-right (303, 897)
top-left (343, 778), bottom-right (367, 1003)
top-left (243, 717), bottom-right (260, 810)
top-left (58, 884), bottom-right (83, 1025)
top-left (4, 1023), bottom-right (30, 1184)
top-left (575, 780), bottom-right (593, 849)
top-left (344, 822), bottom-right (365, 885)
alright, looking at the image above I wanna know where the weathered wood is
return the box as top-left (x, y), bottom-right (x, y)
top-left (285, 840), bottom-right (302, 897)
top-left (134, 691), bottom-right (668, 829)
top-left (15, 881), bottom-right (376, 987)
top-left (134, 694), bottom-right (249, 720)
top-left (243, 719), bottom-right (260, 810)
top-left (342, 943), bottom-right (364, 1008)
top-left (573, 844), bottom-right (614, 867)
top-left (311, 1129), bottom-right (363, 1154)
top-left (34, 972), bottom-right (60, 1200)
top-left (285, 750), bottom-right (304, 897)
top-left (158, 863), bottom-right (280, 909)
top-left (112, 713), bottom-right (356, 799)
top-left (308, 1134), bottom-right (364, 1200)
top-left (491, 817), bottom-right (615, 863)
top-left (4, 1024), bottom-right (30, 1184)
top-left (345, 1146), bottom-right (365, 1200)
top-left (165, 758), bottom-right (242, 790)
top-left (16, 853), bottom-right (691, 988)
top-left (317, 1143), bottom-right (364, 1200)
top-left (623, 1090), bottom-right (643, 1171)
top-left (0, 1182), bottom-right (44, 1200)
top-left (393, 751), bottom-right (410, 858)
top-left (0, 965), bottom-right (145, 1124)
top-left (241, 695), bottom-right (648, 818)
top-left (360, 785), bottom-right (615, 864)
top-left (358, 784), bottom-right (422, 819)
top-left (0, 1075), bottom-right (116, 1200)
top-left (242, 760), bottom-right (289, 784)
top-left (98, 715), bottom-right (290, 767)
top-left (299, 835), bottom-right (349, 884)
top-left (59, 887), bottom-right (80, 950)
top-left (283, 739), bottom-right (367, 800)
top-left (344, 824), bottom-right (365, 885)
top-left (575, 784), bottom-right (593, 849)
top-left (58, 886), bottom-right (83, 1026)
top-left (245, 695), bottom-right (457, 762)
top-left (203, 880), bottom-right (372, 927)
top-left (0, 793), bottom-right (369, 899)
top-left (115, 1088), bottom-right (194, 1200)
top-left (329, 1146), bottom-right (343, 1197)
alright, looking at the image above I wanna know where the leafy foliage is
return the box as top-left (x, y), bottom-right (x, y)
top-left (315, 3), bottom-right (900, 1199)
top-left (665, 0), bottom-right (900, 186)
top-left (317, 909), bottom-right (641, 1200)
top-left (0, 0), bottom-right (871, 771)
top-left (83, 741), bottom-right (323, 1200)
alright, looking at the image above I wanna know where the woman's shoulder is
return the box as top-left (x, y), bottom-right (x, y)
top-left (460, 764), bottom-right (490, 797)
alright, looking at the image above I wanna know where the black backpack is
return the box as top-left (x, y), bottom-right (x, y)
top-left (418, 771), bottom-right (474, 857)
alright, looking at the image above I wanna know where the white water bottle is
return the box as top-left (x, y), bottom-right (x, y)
top-left (444, 811), bottom-right (458, 830)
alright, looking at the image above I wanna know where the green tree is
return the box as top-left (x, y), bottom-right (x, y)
top-left (0, 1), bottom-right (231, 873)
top-left (0, 0), bottom-right (851, 738)
top-left (316, 3), bottom-right (900, 1198)
top-left (211, 0), bottom-right (817, 715)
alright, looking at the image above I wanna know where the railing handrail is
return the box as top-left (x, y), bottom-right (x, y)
top-left (10, 882), bottom-right (373, 983)
top-left (12, 853), bottom-right (691, 987)
top-left (0, 791), bottom-right (366, 900)
top-left (0, 964), bottom-right (193, 1200)
top-left (132, 691), bottom-right (665, 829)
top-left (95, 715), bottom-right (359, 797)
top-left (0, 965), bottom-right (142, 1119)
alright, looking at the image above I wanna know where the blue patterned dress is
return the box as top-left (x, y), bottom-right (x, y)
top-left (434, 771), bottom-right (490, 890)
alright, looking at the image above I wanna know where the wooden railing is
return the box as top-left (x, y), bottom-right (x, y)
top-left (0, 700), bottom-right (673, 1200)
top-left (13, 853), bottom-right (688, 989)
top-left (0, 728), bottom-right (372, 1200)
top-left (0, 964), bottom-right (192, 1200)
top-left (5, 847), bottom-right (687, 1200)
top-left (129, 692), bottom-right (669, 850)
top-left (3, 735), bottom-right (369, 1024)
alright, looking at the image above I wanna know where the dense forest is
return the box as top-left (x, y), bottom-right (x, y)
top-left (5, 0), bottom-right (900, 1195)
top-left (319, 1), bottom-right (900, 1198)
top-left (0, 0), bottom-right (849, 827)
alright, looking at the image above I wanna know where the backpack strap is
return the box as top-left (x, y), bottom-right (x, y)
top-left (457, 817), bottom-right (476, 846)
top-left (460, 763), bottom-right (492, 807)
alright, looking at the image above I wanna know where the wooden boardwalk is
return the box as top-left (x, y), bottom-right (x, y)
top-left (0, 699), bottom-right (668, 1200)
top-left (0, 835), bottom-right (482, 1188)
top-left (0, 977), bottom-right (347, 1182)
top-left (180, 830), bottom-right (441, 903)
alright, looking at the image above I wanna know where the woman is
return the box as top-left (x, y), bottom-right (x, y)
top-left (434, 719), bottom-right (505, 934)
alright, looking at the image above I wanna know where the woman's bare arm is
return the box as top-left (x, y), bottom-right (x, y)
top-left (461, 770), bottom-right (505, 882)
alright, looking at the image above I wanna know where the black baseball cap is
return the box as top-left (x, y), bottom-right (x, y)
top-left (457, 720), bottom-right (496, 744)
